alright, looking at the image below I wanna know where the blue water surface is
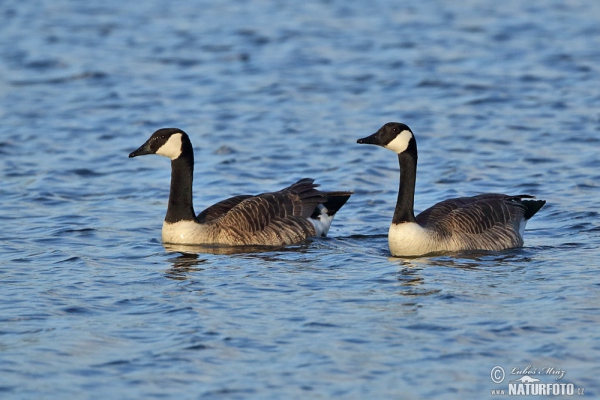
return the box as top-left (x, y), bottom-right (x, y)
top-left (1, 0), bottom-right (599, 398)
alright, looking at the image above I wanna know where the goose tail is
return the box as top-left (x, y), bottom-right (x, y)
top-left (309, 191), bottom-right (353, 237)
top-left (521, 198), bottom-right (546, 220)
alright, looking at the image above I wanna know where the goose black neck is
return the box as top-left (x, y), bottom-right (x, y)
top-left (165, 149), bottom-right (197, 224)
top-left (392, 147), bottom-right (417, 224)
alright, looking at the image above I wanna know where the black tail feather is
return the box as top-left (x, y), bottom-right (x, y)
top-left (319, 191), bottom-right (353, 216)
top-left (522, 199), bottom-right (546, 220)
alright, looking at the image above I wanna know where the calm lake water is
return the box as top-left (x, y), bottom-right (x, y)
top-left (1, 0), bottom-right (599, 398)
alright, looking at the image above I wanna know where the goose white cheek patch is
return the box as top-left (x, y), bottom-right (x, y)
top-left (156, 133), bottom-right (183, 160)
top-left (385, 130), bottom-right (413, 153)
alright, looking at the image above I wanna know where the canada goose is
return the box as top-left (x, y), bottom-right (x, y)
top-left (129, 128), bottom-right (352, 246)
top-left (357, 122), bottom-right (546, 256)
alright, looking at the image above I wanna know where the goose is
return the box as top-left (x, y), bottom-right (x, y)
top-left (357, 122), bottom-right (546, 256)
top-left (129, 128), bottom-right (352, 247)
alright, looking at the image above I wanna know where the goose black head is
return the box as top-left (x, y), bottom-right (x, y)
top-left (357, 122), bottom-right (416, 154)
top-left (129, 128), bottom-right (190, 160)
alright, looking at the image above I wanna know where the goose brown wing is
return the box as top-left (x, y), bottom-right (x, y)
top-left (416, 194), bottom-right (529, 249)
top-left (208, 178), bottom-right (326, 245)
top-left (196, 195), bottom-right (253, 223)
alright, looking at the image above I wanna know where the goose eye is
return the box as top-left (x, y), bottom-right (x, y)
top-left (392, 127), bottom-right (398, 134)
top-left (160, 135), bottom-right (166, 140)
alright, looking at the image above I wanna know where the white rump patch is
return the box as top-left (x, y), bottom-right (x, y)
top-left (385, 130), bottom-right (413, 154)
top-left (309, 205), bottom-right (335, 237)
top-left (156, 133), bottom-right (183, 160)
top-left (518, 217), bottom-right (527, 239)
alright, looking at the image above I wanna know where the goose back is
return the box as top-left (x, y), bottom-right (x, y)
top-left (169, 178), bottom-right (351, 247)
top-left (205, 178), bottom-right (325, 245)
top-left (415, 194), bottom-right (545, 251)
top-left (196, 195), bottom-right (253, 223)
